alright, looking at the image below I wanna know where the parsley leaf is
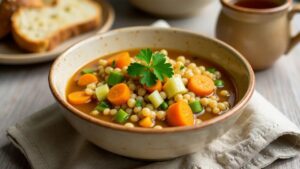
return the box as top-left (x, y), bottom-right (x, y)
top-left (136, 48), bottom-right (152, 64)
top-left (153, 62), bottom-right (173, 81)
top-left (127, 49), bottom-right (174, 87)
top-left (135, 100), bottom-right (142, 107)
top-left (141, 71), bottom-right (157, 86)
top-left (180, 65), bottom-right (185, 70)
top-left (127, 63), bottom-right (147, 77)
top-left (152, 53), bottom-right (165, 66)
top-left (111, 60), bottom-right (116, 68)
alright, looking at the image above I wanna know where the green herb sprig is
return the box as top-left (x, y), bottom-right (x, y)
top-left (127, 49), bottom-right (174, 87)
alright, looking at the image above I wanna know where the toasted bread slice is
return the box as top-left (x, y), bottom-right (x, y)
top-left (11, 0), bottom-right (101, 52)
top-left (0, 0), bottom-right (47, 39)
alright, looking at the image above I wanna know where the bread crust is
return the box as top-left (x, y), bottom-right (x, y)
top-left (0, 0), bottom-right (45, 39)
top-left (11, 0), bottom-right (101, 53)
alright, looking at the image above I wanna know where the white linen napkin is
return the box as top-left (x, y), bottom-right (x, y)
top-left (7, 21), bottom-right (300, 169)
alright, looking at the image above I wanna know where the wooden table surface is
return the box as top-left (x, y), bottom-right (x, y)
top-left (0, 0), bottom-right (299, 168)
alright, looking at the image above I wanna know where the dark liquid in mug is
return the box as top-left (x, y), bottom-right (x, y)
top-left (234, 0), bottom-right (280, 9)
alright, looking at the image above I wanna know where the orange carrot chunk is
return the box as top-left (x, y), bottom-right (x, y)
top-left (68, 91), bottom-right (91, 105)
top-left (139, 117), bottom-right (154, 128)
top-left (107, 83), bottom-right (131, 105)
top-left (187, 75), bottom-right (215, 96)
top-left (167, 101), bottom-right (194, 126)
top-left (77, 74), bottom-right (98, 86)
top-left (107, 52), bottom-right (131, 68)
top-left (145, 80), bottom-right (162, 93)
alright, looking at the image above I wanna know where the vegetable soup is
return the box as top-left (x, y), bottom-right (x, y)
top-left (66, 49), bottom-right (236, 128)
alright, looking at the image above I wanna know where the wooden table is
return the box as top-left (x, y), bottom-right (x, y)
top-left (0, 0), bottom-right (299, 168)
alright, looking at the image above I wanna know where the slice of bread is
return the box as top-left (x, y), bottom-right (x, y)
top-left (0, 0), bottom-right (46, 39)
top-left (11, 0), bottom-right (101, 52)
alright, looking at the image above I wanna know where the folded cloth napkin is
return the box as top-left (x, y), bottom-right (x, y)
top-left (7, 21), bottom-right (300, 169)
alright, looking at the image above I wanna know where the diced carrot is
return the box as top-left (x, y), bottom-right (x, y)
top-left (139, 117), bottom-right (154, 128)
top-left (107, 83), bottom-right (131, 105)
top-left (145, 80), bottom-right (162, 93)
top-left (187, 75), bottom-right (215, 96)
top-left (77, 74), bottom-right (98, 86)
top-left (68, 91), bottom-right (91, 105)
top-left (167, 101), bottom-right (194, 126)
top-left (107, 52), bottom-right (131, 68)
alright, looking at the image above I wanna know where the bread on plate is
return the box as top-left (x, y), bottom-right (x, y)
top-left (11, 0), bottom-right (101, 52)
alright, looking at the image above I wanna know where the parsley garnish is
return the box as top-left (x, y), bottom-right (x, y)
top-left (111, 60), bottom-right (116, 68)
top-left (135, 100), bottom-right (142, 107)
top-left (127, 49), bottom-right (174, 87)
top-left (180, 65), bottom-right (185, 70)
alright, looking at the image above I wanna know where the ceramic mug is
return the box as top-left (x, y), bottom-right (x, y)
top-left (216, 0), bottom-right (300, 70)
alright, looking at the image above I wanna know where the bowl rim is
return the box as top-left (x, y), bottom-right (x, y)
top-left (220, 0), bottom-right (291, 14)
top-left (49, 26), bottom-right (255, 134)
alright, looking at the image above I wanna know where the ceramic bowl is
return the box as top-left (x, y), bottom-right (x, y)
top-left (49, 27), bottom-right (255, 160)
top-left (129, 0), bottom-right (215, 17)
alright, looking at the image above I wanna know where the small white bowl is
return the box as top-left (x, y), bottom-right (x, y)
top-left (129, 0), bottom-right (215, 17)
top-left (49, 26), bottom-right (254, 160)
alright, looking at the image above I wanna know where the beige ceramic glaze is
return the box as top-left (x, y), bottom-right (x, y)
top-left (49, 27), bottom-right (254, 160)
top-left (216, 0), bottom-right (300, 70)
top-left (129, 0), bottom-right (215, 17)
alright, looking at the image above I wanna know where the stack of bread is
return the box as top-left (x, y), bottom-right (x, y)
top-left (0, 0), bottom-right (102, 52)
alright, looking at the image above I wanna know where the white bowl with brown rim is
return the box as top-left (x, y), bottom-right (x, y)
top-left (49, 27), bottom-right (255, 160)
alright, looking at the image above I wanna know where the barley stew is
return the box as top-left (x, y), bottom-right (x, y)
top-left (66, 49), bottom-right (236, 129)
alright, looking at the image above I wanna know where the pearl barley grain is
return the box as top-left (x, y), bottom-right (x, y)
top-left (141, 108), bottom-right (151, 117)
top-left (133, 107), bottom-right (142, 113)
top-left (105, 67), bottom-right (113, 74)
top-left (154, 125), bottom-right (163, 129)
top-left (90, 110), bottom-right (99, 116)
top-left (160, 92), bottom-right (167, 99)
top-left (220, 90), bottom-right (230, 97)
top-left (175, 94), bottom-right (183, 102)
top-left (213, 107), bottom-right (220, 114)
top-left (103, 108), bottom-right (110, 115)
top-left (98, 59), bottom-right (107, 66)
top-left (127, 98), bottom-right (136, 108)
top-left (156, 111), bottom-right (166, 120)
top-left (126, 108), bottom-right (133, 114)
top-left (209, 100), bottom-right (218, 108)
top-left (110, 109), bottom-right (117, 116)
top-left (130, 115), bottom-right (139, 122)
top-left (177, 56), bottom-right (185, 63)
top-left (138, 88), bottom-right (146, 96)
top-left (196, 119), bottom-right (202, 125)
top-left (200, 98), bottom-right (209, 106)
top-left (218, 103), bottom-right (226, 111)
top-left (85, 88), bottom-right (94, 96)
top-left (124, 123), bottom-right (134, 128)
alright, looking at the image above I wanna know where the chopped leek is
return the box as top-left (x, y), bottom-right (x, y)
top-left (163, 77), bottom-right (187, 98)
top-left (207, 67), bottom-right (216, 73)
top-left (115, 109), bottom-right (129, 124)
top-left (214, 80), bottom-right (224, 88)
top-left (148, 90), bottom-right (164, 108)
top-left (107, 71), bottom-right (124, 86)
top-left (95, 84), bottom-right (109, 101)
top-left (189, 101), bottom-right (203, 114)
top-left (81, 68), bottom-right (95, 74)
top-left (95, 101), bottom-right (109, 112)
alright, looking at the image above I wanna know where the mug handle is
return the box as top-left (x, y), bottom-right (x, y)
top-left (286, 4), bottom-right (300, 54)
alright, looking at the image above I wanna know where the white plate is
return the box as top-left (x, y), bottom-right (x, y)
top-left (0, 0), bottom-right (115, 65)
